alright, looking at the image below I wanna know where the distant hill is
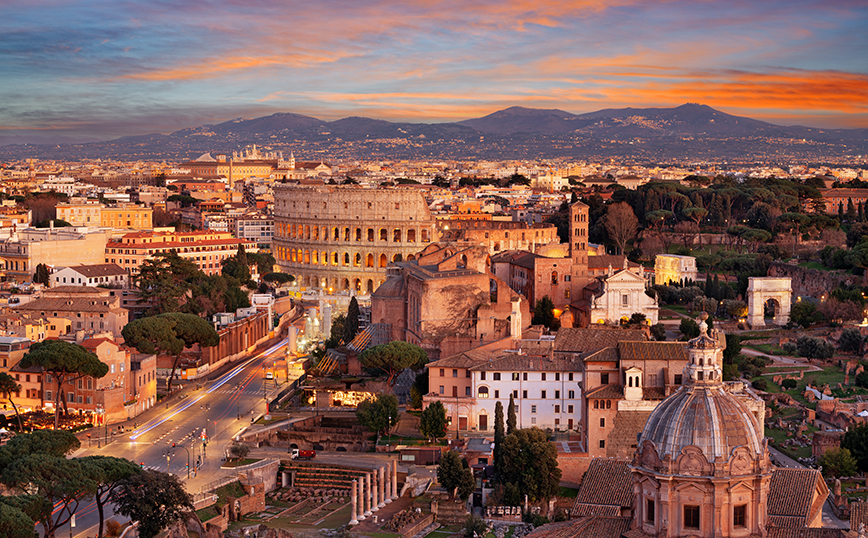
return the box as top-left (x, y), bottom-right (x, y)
top-left (1, 104), bottom-right (865, 161)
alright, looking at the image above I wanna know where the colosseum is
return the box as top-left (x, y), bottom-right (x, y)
top-left (273, 184), bottom-right (439, 293)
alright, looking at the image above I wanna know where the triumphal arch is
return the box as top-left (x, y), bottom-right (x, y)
top-left (746, 277), bottom-right (792, 328)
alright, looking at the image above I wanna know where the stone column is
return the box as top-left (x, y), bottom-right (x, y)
top-left (384, 464), bottom-right (392, 504)
top-left (356, 478), bottom-right (365, 521)
top-left (350, 479), bottom-right (359, 525)
top-left (378, 466), bottom-right (386, 508)
top-left (391, 459), bottom-right (399, 500)
top-left (363, 473), bottom-right (372, 517)
top-left (371, 468), bottom-right (379, 512)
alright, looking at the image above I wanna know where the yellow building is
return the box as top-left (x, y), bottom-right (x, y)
top-left (55, 199), bottom-right (102, 226)
top-left (101, 205), bottom-right (153, 230)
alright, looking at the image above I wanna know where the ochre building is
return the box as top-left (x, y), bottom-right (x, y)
top-left (273, 184), bottom-right (439, 293)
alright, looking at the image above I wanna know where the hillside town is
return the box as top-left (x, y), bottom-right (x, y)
top-left (3, 148), bottom-right (868, 538)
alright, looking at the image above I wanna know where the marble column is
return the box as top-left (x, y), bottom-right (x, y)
top-left (391, 459), bottom-right (399, 500)
top-left (350, 479), bottom-right (359, 525)
top-left (384, 464), bottom-right (392, 504)
top-left (363, 473), bottom-right (372, 517)
top-left (356, 478), bottom-right (365, 521)
top-left (378, 466), bottom-right (386, 508)
top-left (371, 468), bottom-right (379, 512)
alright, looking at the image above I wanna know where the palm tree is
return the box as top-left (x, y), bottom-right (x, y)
top-left (0, 372), bottom-right (24, 430)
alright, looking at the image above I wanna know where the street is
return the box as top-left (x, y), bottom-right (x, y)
top-left (52, 337), bottom-right (294, 538)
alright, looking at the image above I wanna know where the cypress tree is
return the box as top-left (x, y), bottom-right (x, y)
top-left (507, 393), bottom-right (517, 434)
top-left (494, 401), bottom-right (505, 481)
top-left (345, 296), bottom-right (360, 343)
top-left (859, 201), bottom-right (865, 222)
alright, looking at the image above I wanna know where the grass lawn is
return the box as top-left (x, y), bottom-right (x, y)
top-left (559, 486), bottom-right (579, 498)
top-left (764, 366), bottom-right (809, 373)
top-left (748, 344), bottom-right (794, 356)
top-left (222, 458), bottom-right (261, 468)
top-left (754, 377), bottom-right (780, 393)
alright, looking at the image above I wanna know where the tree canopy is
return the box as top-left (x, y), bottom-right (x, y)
top-left (0, 373), bottom-right (23, 430)
top-left (359, 341), bottom-right (428, 385)
top-left (437, 450), bottom-right (475, 500)
top-left (122, 312), bottom-right (219, 392)
top-left (111, 469), bottom-right (193, 538)
top-left (501, 428), bottom-right (561, 503)
top-left (19, 340), bottom-right (108, 428)
top-left (420, 400), bottom-right (447, 443)
top-left (355, 394), bottom-right (399, 437)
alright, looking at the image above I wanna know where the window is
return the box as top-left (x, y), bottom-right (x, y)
top-left (600, 418), bottom-right (606, 427)
top-left (67, 392), bottom-right (74, 403)
top-left (494, 390), bottom-right (500, 398)
top-left (480, 372), bottom-right (486, 381)
top-left (440, 369), bottom-right (445, 377)
top-left (599, 440), bottom-right (605, 449)
top-left (594, 400), bottom-right (599, 409)
top-left (733, 505), bottom-right (746, 527)
top-left (554, 405), bottom-right (560, 413)
top-left (621, 294), bottom-right (628, 306)
top-left (647, 499), bottom-right (655, 523)
top-left (512, 372), bottom-right (520, 381)
top-left (531, 417), bottom-right (536, 424)
top-left (684, 506), bottom-right (700, 529)
top-left (555, 373), bottom-right (560, 381)
top-left (513, 390), bottom-right (519, 399)
top-left (531, 405), bottom-right (537, 413)
top-left (494, 373), bottom-right (501, 381)
top-left (568, 373), bottom-right (574, 381)
top-left (465, 386), bottom-right (471, 396)
top-left (439, 385), bottom-right (444, 395)
top-left (466, 370), bottom-right (471, 378)
top-left (45, 391), bottom-right (52, 401)
top-left (568, 390), bottom-right (575, 399)
top-left (568, 405), bottom-right (574, 413)
top-left (478, 387), bottom-right (489, 398)
top-left (452, 369), bottom-right (458, 378)
top-left (541, 390), bottom-right (547, 399)
top-left (601, 373), bottom-right (609, 384)
top-left (606, 400), bottom-right (612, 409)
top-left (522, 390), bottom-right (528, 399)
top-left (541, 373), bottom-right (546, 381)
top-left (555, 390), bottom-right (560, 399)
top-left (523, 373), bottom-right (528, 381)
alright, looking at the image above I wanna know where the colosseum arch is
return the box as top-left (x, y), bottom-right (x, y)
top-left (341, 278), bottom-right (350, 290)
top-left (393, 229), bottom-right (402, 242)
top-left (354, 278), bottom-right (362, 292)
top-left (367, 228), bottom-right (374, 242)
top-left (303, 250), bottom-right (310, 264)
top-left (422, 229), bottom-right (430, 242)
top-left (354, 253), bottom-right (362, 266)
top-left (366, 279), bottom-right (374, 293)
top-left (332, 227), bottom-right (339, 240)
top-left (379, 254), bottom-right (388, 268)
top-left (380, 228), bottom-right (388, 241)
top-left (393, 253), bottom-right (403, 263)
top-left (343, 227), bottom-right (351, 241)
top-left (304, 225), bottom-right (310, 240)
top-left (355, 228), bottom-right (362, 242)
top-left (343, 253), bottom-right (350, 266)
top-left (407, 229), bottom-right (416, 242)
top-left (747, 277), bottom-right (792, 328)
top-left (366, 254), bottom-right (374, 268)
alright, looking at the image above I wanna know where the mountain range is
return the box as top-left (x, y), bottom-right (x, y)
top-left (2, 104), bottom-right (865, 162)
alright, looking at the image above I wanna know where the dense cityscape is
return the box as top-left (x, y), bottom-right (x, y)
top-left (3, 0), bottom-right (866, 536)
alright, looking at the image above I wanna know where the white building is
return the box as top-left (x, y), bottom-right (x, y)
top-left (236, 215), bottom-right (274, 245)
top-left (52, 263), bottom-right (130, 288)
top-left (586, 266), bottom-right (659, 325)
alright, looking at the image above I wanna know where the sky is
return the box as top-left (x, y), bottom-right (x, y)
top-left (1, 0), bottom-right (866, 145)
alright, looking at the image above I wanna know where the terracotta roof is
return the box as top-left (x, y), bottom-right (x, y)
top-left (587, 255), bottom-right (640, 270)
top-left (642, 386), bottom-right (666, 400)
top-left (606, 410), bottom-right (654, 458)
top-left (43, 286), bottom-right (107, 295)
top-left (427, 349), bottom-right (491, 369)
top-left (61, 264), bottom-right (127, 277)
top-left (571, 459), bottom-right (632, 515)
top-left (618, 341), bottom-right (688, 362)
top-left (553, 327), bottom-right (647, 353)
top-left (585, 384), bottom-right (624, 399)
top-left (16, 297), bottom-right (121, 313)
top-left (582, 347), bottom-right (619, 363)
top-left (469, 354), bottom-right (575, 372)
top-left (526, 517), bottom-right (631, 538)
top-left (766, 529), bottom-right (846, 538)
top-left (80, 337), bottom-right (116, 349)
top-left (768, 468), bottom-right (826, 521)
top-left (851, 501), bottom-right (868, 530)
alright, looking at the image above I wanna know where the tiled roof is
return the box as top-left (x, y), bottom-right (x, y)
top-left (587, 255), bottom-right (640, 270)
top-left (850, 501), bottom-right (868, 530)
top-left (427, 349), bottom-right (491, 369)
top-left (16, 297), bottom-right (121, 313)
top-left (768, 468), bottom-right (824, 520)
top-left (553, 327), bottom-right (647, 353)
top-left (617, 341), bottom-right (688, 361)
top-left (469, 354), bottom-right (575, 372)
top-left (766, 528), bottom-right (846, 538)
top-left (585, 384), bottom-right (624, 399)
top-left (63, 264), bottom-right (127, 277)
top-left (606, 410), bottom-right (653, 458)
top-left (572, 459), bottom-right (632, 512)
top-left (582, 347), bottom-right (619, 363)
top-left (526, 517), bottom-right (631, 538)
top-left (642, 386), bottom-right (666, 400)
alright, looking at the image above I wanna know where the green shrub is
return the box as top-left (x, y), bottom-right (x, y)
top-left (782, 378), bottom-right (797, 389)
top-left (752, 378), bottom-right (768, 391)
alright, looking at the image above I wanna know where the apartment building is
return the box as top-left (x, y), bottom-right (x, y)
top-left (14, 286), bottom-right (129, 338)
top-left (104, 230), bottom-right (257, 276)
top-left (52, 263), bottom-right (130, 289)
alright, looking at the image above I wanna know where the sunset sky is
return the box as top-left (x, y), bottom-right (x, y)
top-left (2, 0), bottom-right (866, 144)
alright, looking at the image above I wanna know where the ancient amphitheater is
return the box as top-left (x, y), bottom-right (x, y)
top-left (273, 184), bottom-right (439, 293)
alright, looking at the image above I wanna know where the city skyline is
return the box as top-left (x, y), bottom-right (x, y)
top-left (1, 0), bottom-right (866, 145)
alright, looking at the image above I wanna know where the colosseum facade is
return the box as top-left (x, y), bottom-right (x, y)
top-left (273, 184), bottom-right (439, 293)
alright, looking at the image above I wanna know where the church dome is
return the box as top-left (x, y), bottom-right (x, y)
top-left (639, 384), bottom-right (764, 464)
top-left (638, 313), bottom-right (765, 464)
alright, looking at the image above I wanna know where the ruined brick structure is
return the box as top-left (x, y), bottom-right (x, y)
top-left (273, 184), bottom-right (438, 293)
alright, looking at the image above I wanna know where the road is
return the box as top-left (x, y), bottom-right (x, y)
top-left (53, 337), bottom-right (295, 538)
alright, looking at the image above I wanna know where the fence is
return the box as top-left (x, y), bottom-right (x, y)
top-left (200, 473), bottom-right (240, 494)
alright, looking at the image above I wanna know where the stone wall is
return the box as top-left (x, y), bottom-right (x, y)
top-left (556, 452), bottom-right (594, 488)
top-left (768, 262), bottom-right (865, 299)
